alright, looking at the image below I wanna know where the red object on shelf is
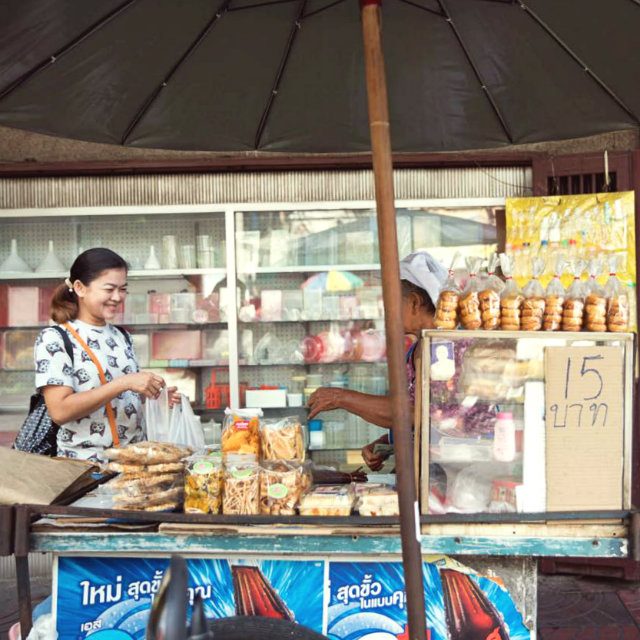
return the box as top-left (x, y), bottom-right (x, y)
top-left (39, 285), bottom-right (56, 324)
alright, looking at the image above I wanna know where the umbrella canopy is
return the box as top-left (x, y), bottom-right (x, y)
top-left (0, 0), bottom-right (638, 153)
top-left (302, 271), bottom-right (365, 291)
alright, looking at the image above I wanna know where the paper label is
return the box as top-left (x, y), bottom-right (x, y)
top-left (268, 483), bottom-right (289, 499)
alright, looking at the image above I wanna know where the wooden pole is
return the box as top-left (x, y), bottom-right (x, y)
top-left (360, 2), bottom-right (428, 639)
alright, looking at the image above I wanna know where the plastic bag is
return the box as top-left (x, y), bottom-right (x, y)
top-left (604, 254), bottom-right (630, 332)
top-left (562, 260), bottom-right (586, 331)
top-left (223, 460), bottom-right (260, 514)
top-left (143, 387), bottom-right (171, 442)
top-left (259, 461), bottom-right (305, 515)
top-left (184, 453), bottom-right (224, 514)
top-left (435, 252), bottom-right (460, 330)
top-left (168, 394), bottom-right (206, 450)
top-left (584, 259), bottom-right (607, 332)
top-left (458, 257), bottom-right (483, 330)
top-left (260, 417), bottom-right (305, 462)
top-left (221, 408), bottom-right (262, 458)
top-left (544, 255), bottom-right (566, 331)
top-left (521, 257), bottom-right (546, 331)
top-left (499, 253), bottom-right (523, 331)
top-left (479, 254), bottom-right (503, 330)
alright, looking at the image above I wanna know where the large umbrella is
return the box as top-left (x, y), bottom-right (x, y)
top-left (1, 3), bottom-right (639, 639)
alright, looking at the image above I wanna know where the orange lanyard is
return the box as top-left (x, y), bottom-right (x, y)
top-left (63, 323), bottom-right (120, 448)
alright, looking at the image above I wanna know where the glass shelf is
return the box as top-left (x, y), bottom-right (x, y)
top-left (238, 264), bottom-right (381, 274)
top-left (0, 268), bottom-right (227, 281)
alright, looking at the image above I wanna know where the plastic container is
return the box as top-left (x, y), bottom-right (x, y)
top-left (493, 412), bottom-right (516, 462)
top-left (308, 419), bottom-right (325, 449)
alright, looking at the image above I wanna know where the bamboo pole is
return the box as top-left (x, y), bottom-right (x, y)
top-left (360, 2), bottom-right (428, 639)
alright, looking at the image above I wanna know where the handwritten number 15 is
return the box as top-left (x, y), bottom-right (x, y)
top-left (564, 355), bottom-right (604, 401)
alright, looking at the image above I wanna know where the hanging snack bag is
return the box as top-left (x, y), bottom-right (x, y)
top-left (184, 454), bottom-right (224, 514)
top-left (259, 461), bottom-right (305, 516)
top-left (458, 257), bottom-right (483, 330)
top-left (543, 256), bottom-right (566, 331)
top-left (604, 254), bottom-right (630, 332)
top-left (521, 258), bottom-right (546, 331)
top-left (223, 460), bottom-right (260, 515)
top-left (221, 408), bottom-right (262, 459)
top-left (479, 254), bottom-right (504, 330)
top-left (584, 259), bottom-right (607, 332)
top-left (562, 260), bottom-right (586, 332)
top-left (435, 253), bottom-right (460, 330)
top-left (499, 253), bottom-right (523, 331)
top-left (260, 417), bottom-right (305, 462)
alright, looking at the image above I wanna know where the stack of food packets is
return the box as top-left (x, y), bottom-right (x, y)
top-left (354, 483), bottom-right (399, 516)
top-left (298, 484), bottom-right (355, 516)
top-left (105, 441), bottom-right (190, 512)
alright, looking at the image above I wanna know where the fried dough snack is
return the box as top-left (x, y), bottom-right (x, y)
top-left (104, 441), bottom-right (192, 465)
top-left (260, 418), bottom-right (305, 462)
top-left (259, 463), bottom-right (304, 515)
top-left (222, 410), bottom-right (261, 456)
top-left (223, 464), bottom-right (260, 515)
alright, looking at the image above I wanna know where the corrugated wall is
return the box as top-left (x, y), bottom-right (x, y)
top-left (0, 167), bottom-right (531, 208)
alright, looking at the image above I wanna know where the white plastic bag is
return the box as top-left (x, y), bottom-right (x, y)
top-left (168, 394), bottom-right (206, 450)
top-left (143, 387), bottom-right (171, 442)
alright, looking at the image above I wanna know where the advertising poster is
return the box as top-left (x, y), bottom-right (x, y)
top-left (55, 555), bottom-right (530, 639)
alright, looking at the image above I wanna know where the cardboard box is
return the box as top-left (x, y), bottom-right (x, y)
top-left (7, 287), bottom-right (39, 326)
top-left (245, 389), bottom-right (287, 408)
top-left (151, 330), bottom-right (202, 361)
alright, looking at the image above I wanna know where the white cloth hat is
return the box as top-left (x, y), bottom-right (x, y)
top-left (399, 250), bottom-right (447, 306)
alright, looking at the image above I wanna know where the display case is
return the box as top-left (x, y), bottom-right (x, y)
top-left (0, 201), bottom-right (501, 465)
top-left (419, 330), bottom-right (635, 515)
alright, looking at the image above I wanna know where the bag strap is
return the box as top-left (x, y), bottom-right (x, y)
top-left (114, 325), bottom-right (132, 348)
top-left (50, 325), bottom-right (74, 361)
top-left (62, 322), bottom-right (120, 448)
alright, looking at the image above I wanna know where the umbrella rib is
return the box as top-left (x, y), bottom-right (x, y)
top-left (0, 0), bottom-right (138, 101)
top-left (121, 0), bottom-right (232, 145)
top-left (518, 1), bottom-right (640, 124)
top-left (303, 0), bottom-right (347, 20)
top-left (437, 0), bottom-right (514, 143)
top-left (254, 0), bottom-right (308, 149)
top-left (395, 0), bottom-right (445, 18)
top-left (229, 0), bottom-right (299, 11)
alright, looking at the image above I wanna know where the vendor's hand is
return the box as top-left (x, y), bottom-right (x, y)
top-left (167, 386), bottom-right (181, 407)
top-left (361, 440), bottom-right (385, 472)
top-left (308, 387), bottom-right (345, 419)
top-left (124, 372), bottom-right (166, 399)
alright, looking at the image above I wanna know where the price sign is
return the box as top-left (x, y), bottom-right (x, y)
top-left (545, 346), bottom-right (624, 511)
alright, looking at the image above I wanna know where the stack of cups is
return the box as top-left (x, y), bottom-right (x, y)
top-left (162, 235), bottom-right (178, 269)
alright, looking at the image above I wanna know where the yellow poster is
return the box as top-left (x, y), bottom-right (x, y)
top-left (506, 191), bottom-right (636, 292)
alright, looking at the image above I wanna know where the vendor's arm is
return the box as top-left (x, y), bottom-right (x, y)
top-left (308, 387), bottom-right (404, 427)
top-left (42, 372), bottom-right (165, 425)
top-left (361, 433), bottom-right (390, 471)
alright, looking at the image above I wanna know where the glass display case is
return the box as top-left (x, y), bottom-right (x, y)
top-left (419, 330), bottom-right (635, 515)
top-left (0, 201), bottom-right (501, 466)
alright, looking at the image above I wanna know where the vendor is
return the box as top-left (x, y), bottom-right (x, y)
top-left (308, 251), bottom-right (447, 470)
top-left (34, 248), bottom-right (178, 462)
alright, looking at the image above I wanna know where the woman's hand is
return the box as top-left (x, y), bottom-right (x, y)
top-left (167, 386), bottom-right (181, 406)
top-left (123, 372), bottom-right (166, 399)
top-left (307, 387), bottom-right (345, 419)
top-left (361, 440), bottom-right (386, 471)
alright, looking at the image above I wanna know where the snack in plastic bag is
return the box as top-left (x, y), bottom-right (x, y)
top-left (223, 461), bottom-right (260, 515)
top-left (259, 461), bottom-right (304, 515)
top-left (184, 454), bottom-right (224, 514)
top-left (584, 259), bottom-right (607, 332)
top-left (562, 260), bottom-right (586, 332)
top-left (106, 461), bottom-right (184, 475)
top-left (458, 257), bottom-right (483, 330)
top-left (355, 484), bottom-right (399, 516)
top-left (114, 485), bottom-right (184, 511)
top-left (435, 253), bottom-right (460, 330)
top-left (499, 253), bottom-right (523, 331)
top-left (478, 254), bottom-right (503, 330)
top-left (298, 484), bottom-right (354, 516)
top-left (222, 408), bottom-right (262, 458)
top-left (521, 257), bottom-right (546, 331)
top-left (605, 254), bottom-right (630, 332)
top-left (543, 256), bottom-right (566, 331)
top-left (104, 441), bottom-right (191, 465)
top-left (107, 472), bottom-right (181, 495)
top-left (260, 417), bottom-right (305, 462)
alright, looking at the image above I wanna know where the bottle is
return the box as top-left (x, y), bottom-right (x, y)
top-left (231, 565), bottom-right (294, 619)
top-left (493, 412), bottom-right (516, 462)
top-left (441, 569), bottom-right (510, 640)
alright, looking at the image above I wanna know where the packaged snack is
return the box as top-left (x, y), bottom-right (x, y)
top-left (114, 486), bottom-right (184, 510)
top-left (584, 259), bottom-right (607, 332)
top-left (499, 253), bottom-right (523, 331)
top-left (107, 472), bottom-right (182, 496)
top-left (298, 484), bottom-right (354, 516)
top-left (543, 256), bottom-right (566, 331)
top-left (104, 441), bottom-right (192, 465)
top-left (259, 462), bottom-right (304, 515)
top-left (223, 461), bottom-right (260, 515)
top-left (458, 257), bottom-right (483, 330)
top-left (106, 461), bottom-right (185, 475)
top-left (435, 252), bottom-right (460, 330)
top-left (221, 408), bottom-right (262, 458)
top-left (479, 254), bottom-right (503, 330)
top-left (604, 254), bottom-right (630, 332)
top-left (355, 484), bottom-right (399, 516)
top-left (260, 417), bottom-right (305, 462)
top-left (184, 454), bottom-right (224, 514)
top-left (521, 258), bottom-right (546, 331)
top-left (562, 260), bottom-right (586, 332)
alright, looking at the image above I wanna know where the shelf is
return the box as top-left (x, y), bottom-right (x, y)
top-left (0, 322), bottom-right (228, 332)
top-left (238, 264), bottom-right (381, 274)
top-left (239, 360), bottom-right (386, 367)
top-left (0, 268), bottom-right (227, 282)
top-left (238, 317), bottom-right (383, 324)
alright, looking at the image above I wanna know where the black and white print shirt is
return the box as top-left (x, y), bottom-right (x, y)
top-left (34, 320), bottom-right (144, 462)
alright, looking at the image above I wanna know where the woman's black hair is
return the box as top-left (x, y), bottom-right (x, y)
top-left (401, 279), bottom-right (436, 314)
top-left (50, 248), bottom-right (129, 323)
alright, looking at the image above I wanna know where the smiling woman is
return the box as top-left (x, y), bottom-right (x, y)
top-left (32, 248), bottom-right (176, 462)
